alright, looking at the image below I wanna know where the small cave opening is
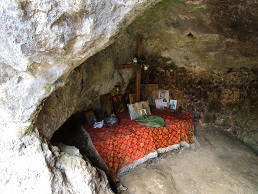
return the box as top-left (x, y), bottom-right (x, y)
top-left (50, 114), bottom-right (80, 147)
top-left (50, 112), bottom-right (118, 192)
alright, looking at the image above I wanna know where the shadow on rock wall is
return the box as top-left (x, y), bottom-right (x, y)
top-left (35, 32), bottom-right (135, 140)
top-left (131, 65), bottom-right (258, 154)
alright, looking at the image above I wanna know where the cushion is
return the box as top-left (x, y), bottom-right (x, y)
top-left (136, 116), bottom-right (165, 127)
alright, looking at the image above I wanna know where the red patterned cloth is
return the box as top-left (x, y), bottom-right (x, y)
top-left (151, 109), bottom-right (194, 151)
top-left (84, 108), bottom-right (194, 179)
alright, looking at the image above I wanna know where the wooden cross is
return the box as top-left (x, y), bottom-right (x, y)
top-left (115, 36), bottom-right (159, 102)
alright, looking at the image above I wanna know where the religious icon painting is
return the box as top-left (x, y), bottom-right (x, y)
top-left (112, 94), bottom-right (126, 115)
top-left (139, 109), bottom-right (147, 118)
top-left (138, 101), bottom-right (151, 115)
top-left (158, 89), bottom-right (169, 108)
top-left (129, 94), bottom-right (135, 104)
top-left (169, 100), bottom-right (177, 110)
top-left (155, 98), bottom-right (164, 109)
top-left (100, 93), bottom-right (114, 117)
top-left (127, 103), bottom-right (140, 120)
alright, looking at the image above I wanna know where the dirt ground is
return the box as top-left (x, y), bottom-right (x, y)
top-left (117, 125), bottom-right (258, 194)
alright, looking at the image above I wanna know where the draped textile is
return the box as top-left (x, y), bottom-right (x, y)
top-left (84, 109), bottom-right (194, 178)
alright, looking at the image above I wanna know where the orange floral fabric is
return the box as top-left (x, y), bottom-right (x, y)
top-left (84, 109), bottom-right (194, 178)
top-left (151, 109), bottom-right (195, 149)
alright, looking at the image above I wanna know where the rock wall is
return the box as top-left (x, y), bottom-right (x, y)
top-left (1, 0), bottom-right (258, 193)
top-left (36, 0), bottom-right (258, 174)
top-left (128, 0), bottom-right (258, 71)
top-left (0, 0), bottom-right (159, 193)
top-left (36, 32), bottom-right (135, 140)
top-left (139, 66), bottom-right (258, 153)
top-left (124, 0), bottom-right (258, 153)
top-left (0, 0), bottom-right (158, 126)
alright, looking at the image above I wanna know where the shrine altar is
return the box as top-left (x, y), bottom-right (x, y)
top-left (83, 108), bottom-right (194, 179)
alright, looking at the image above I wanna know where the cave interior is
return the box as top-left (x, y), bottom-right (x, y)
top-left (36, 0), bottom-right (258, 191)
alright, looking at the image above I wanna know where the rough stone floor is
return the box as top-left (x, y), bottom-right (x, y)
top-left (117, 125), bottom-right (258, 194)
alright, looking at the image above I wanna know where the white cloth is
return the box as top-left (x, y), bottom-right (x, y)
top-left (93, 120), bottom-right (104, 128)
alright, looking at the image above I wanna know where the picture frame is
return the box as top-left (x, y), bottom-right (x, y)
top-left (155, 98), bottom-right (164, 109)
top-left (139, 109), bottom-right (147, 117)
top-left (158, 89), bottom-right (169, 107)
top-left (127, 101), bottom-right (151, 120)
top-left (100, 93), bottom-right (114, 117)
top-left (112, 94), bottom-right (126, 115)
top-left (128, 94), bottom-right (135, 104)
top-left (169, 100), bottom-right (177, 110)
top-left (127, 103), bottom-right (140, 120)
top-left (85, 110), bottom-right (97, 125)
top-left (138, 101), bottom-right (151, 115)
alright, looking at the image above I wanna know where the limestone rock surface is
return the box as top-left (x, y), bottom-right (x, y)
top-left (0, 0), bottom-right (159, 193)
top-left (0, 0), bottom-right (159, 124)
top-left (125, 0), bottom-right (258, 154)
top-left (0, 126), bottom-right (114, 194)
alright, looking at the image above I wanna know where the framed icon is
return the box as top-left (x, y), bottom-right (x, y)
top-left (85, 110), bottom-right (97, 125)
top-left (169, 100), bottom-right (177, 110)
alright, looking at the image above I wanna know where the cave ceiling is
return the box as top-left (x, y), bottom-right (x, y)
top-left (0, 0), bottom-right (258, 126)
top-left (125, 0), bottom-right (258, 71)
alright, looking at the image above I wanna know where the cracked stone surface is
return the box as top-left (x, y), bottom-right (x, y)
top-left (0, 1), bottom-right (160, 193)
top-left (118, 125), bottom-right (258, 193)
